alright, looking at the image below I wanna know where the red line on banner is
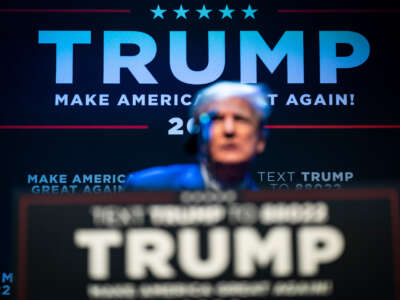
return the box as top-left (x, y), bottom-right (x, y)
top-left (278, 9), bottom-right (400, 13)
top-left (0, 125), bottom-right (148, 129)
top-left (1, 125), bottom-right (400, 130)
top-left (264, 125), bottom-right (400, 129)
top-left (0, 9), bottom-right (131, 13)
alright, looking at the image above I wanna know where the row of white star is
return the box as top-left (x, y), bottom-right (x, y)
top-left (151, 4), bottom-right (258, 19)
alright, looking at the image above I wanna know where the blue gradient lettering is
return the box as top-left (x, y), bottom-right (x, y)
top-left (38, 31), bottom-right (91, 84)
top-left (240, 31), bottom-right (304, 83)
top-left (319, 31), bottom-right (370, 83)
top-left (103, 31), bottom-right (157, 84)
top-left (170, 31), bottom-right (225, 84)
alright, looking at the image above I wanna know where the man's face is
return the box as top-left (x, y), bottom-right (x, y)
top-left (200, 97), bottom-right (266, 164)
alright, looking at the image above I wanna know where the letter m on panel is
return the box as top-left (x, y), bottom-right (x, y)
top-left (240, 31), bottom-right (304, 84)
top-left (2, 273), bottom-right (13, 283)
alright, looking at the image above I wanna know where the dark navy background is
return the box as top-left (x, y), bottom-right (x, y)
top-left (1, 0), bottom-right (400, 275)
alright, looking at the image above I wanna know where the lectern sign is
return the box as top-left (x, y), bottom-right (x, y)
top-left (17, 189), bottom-right (400, 299)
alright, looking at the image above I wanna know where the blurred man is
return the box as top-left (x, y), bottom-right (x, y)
top-left (124, 81), bottom-right (271, 190)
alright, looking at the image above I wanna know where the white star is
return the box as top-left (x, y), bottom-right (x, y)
top-left (242, 4), bottom-right (257, 19)
top-left (196, 4), bottom-right (212, 19)
top-left (150, 4), bottom-right (166, 19)
top-left (219, 4), bottom-right (235, 19)
top-left (174, 4), bottom-right (189, 19)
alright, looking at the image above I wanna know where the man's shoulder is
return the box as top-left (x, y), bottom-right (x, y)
top-left (124, 164), bottom-right (204, 190)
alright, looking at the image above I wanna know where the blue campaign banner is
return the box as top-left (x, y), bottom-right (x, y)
top-left (1, 0), bottom-right (400, 277)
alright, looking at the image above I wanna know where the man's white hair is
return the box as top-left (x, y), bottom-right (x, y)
top-left (191, 81), bottom-right (271, 122)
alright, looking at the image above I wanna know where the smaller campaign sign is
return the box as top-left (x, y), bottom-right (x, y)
top-left (15, 189), bottom-right (400, 300)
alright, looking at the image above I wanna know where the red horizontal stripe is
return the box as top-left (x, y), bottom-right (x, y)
top-left (265, 125), bottom-right (400, 129)
top-left (1, 125), bottom-right (400, 130)
top-left (0, 9), bottom-right (131, 13)
top-left (278, 9), bottom-right (400, 13)
top-left (0, 125), bottom-right (148, 129)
